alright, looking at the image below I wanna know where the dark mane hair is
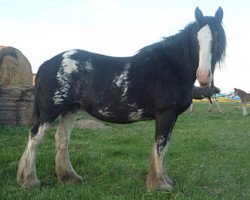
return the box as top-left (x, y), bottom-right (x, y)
top-left (139, 22), bottom-right (199, 63)
top-left (203, 17), bottom-right (227, 66)
top-left (136, 22), bottom-right (200, 82)
top-left (137, 18), bottom-right (226, 77)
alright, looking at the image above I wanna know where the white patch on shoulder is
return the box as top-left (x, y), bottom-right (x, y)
top-left (53, 50), bottom-right (79, 105)
top-left (197, 25), bottom-right (212, 71)
top-left (113, 64), bottom-right (131, 101)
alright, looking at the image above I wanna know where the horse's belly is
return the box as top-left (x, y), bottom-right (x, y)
top-left (85, 104), bottom-right (153, 124)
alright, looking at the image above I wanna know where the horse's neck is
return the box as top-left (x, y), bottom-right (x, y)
top-left (238, 90), bottom-right (247, 96)
top-left (238, 90), bottom-right (250, 102)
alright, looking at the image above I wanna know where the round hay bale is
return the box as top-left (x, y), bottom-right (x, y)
top-left (0, 46), bottom-right (33, 86)
top-left (0, 85), bottom-right (34, 125)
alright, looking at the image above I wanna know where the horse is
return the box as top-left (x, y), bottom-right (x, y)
top-left (17, 7), bottom-right (226, 190)
top-left (188, 82), bottom-right (222, 113)
top-left (234, 88), bottom-right (250, 116)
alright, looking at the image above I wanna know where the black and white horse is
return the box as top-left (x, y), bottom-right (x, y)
top-left (234, 88), bottom-right (250, 116)
top-left (188, 82), bottom-right (222, 113)
top-left (17, 7), bottom-right (226, 190)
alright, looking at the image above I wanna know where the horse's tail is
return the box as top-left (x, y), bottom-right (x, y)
top-left (30, 74), bottom-right (42, 135)
top-left (32, 75), bottom-right (40, 120)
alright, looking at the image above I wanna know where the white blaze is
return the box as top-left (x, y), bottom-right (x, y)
top-left (197, 25), bottom-right (213, 85)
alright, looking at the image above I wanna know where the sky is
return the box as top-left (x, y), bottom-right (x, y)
top-left (0, 0), bottom-right (250, 92)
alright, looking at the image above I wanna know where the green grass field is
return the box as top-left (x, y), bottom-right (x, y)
top-left (0, 102), bottom-right (249, 199)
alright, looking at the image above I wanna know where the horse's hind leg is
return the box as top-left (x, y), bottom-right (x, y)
top-left (55, 112), bottom-right (83, 184)
top-left (17, 123), bottom-right (50, 188)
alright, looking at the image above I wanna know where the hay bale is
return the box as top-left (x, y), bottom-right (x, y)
top-left (0, 46), bottom-right (34, 125)
top-left (0, 46), bottom-right (32, 86)
top-left (0, 86), bottom-right (34, 125)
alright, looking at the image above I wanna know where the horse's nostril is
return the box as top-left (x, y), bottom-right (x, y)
top-left (208, 71), bottom-right (211, 78)
top-left (200, 83), bottom-right (208, 87)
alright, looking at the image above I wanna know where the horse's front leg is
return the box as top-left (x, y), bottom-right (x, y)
top-left (147, 111), bottom-right (177, 190)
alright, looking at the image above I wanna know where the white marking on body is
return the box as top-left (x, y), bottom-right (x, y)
top-left (129, 109), bottom-right (144, 120)
top-left (53, 50), bottom-right (79, 105)
top-left (197, 25), bottom-right (213, 84)
top-left (128, 103), bottom-right (138, 109)
top-left (98, 107), bottom-right (112, 117)
top-left (113, 64), bottom-right (131, 100)
top-left (84, 61), bottom-right (93, 71)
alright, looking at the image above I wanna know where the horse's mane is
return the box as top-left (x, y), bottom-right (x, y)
top-left (137, 17), bottom-right (227, 69)
top-left (137, 21), bottom-right (199, 75)
top-left (210, 21), bottom-right (227, 67)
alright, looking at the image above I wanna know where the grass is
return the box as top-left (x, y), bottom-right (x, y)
top-left (0, 102), bottom-right (249, 199)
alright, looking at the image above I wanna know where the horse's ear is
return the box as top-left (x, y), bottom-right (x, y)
top-left (195, 7), bottom-right (204, 25)
top-left (215, 7), bottom-right (223, 23)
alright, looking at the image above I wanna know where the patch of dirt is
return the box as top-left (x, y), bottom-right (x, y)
top-left (75, 119), bottom-right (108, 130)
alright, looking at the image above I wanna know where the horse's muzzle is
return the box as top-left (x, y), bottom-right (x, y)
top-left (196, 68), bottom-right (212, 87)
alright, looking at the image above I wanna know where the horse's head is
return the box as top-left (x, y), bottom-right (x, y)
top-left (195, 7), bottom-right (226, 87)
top-left (234, 88), bottom-right (239, 96)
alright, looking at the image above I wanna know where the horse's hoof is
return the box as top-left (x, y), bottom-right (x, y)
top-left (159, 182), bottom-right (173, 191)
top-left (147, 178), bottom-right (173, 191)
top-left (21, 179), bottom-right (41, 189)
top-left (165, 176), bottom-right (174, 187)
top-left (147, 181), bottom-right (173, 191)
top-left (58, 172), bottom-right (83, 184)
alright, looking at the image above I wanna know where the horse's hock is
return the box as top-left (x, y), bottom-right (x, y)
top-left (0, 46), bottom-right (34, 125)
